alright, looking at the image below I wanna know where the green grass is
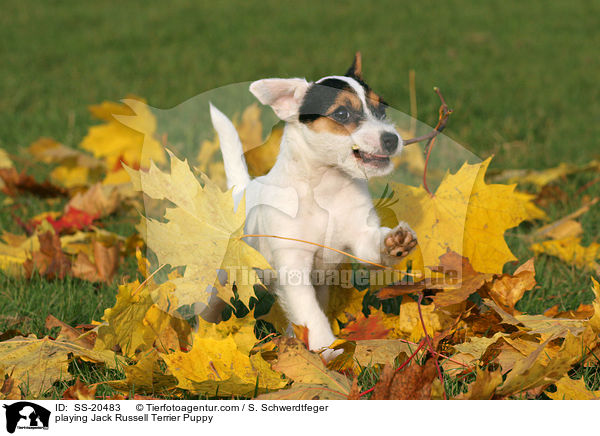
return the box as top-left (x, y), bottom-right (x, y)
top-left (0, 274), bottom-right (116, 338)
top-left (1, 0), bottom-right (600, 399)
top-left (509, 171), bottom-right (600, 313)
top-left (2, 0), bottom-right (600, 168)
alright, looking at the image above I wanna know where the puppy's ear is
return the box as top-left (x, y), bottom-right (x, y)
top-left (249, 78), bottom-right (309, 121)
top-left (345, 52), bottom-right (363, 80)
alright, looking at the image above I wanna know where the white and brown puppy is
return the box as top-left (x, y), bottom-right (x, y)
top-left (210, 53), bottom-right (417, 359)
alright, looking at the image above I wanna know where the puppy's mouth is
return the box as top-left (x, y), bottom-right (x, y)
top-left (352, 147), bottom-right (390, 167)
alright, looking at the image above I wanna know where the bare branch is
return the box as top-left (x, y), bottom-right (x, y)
top-left (403, 87), bottom-right (452, 145)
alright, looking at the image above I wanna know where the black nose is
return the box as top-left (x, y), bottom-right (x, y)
top-left (381, 132), bottom-right (399, 154)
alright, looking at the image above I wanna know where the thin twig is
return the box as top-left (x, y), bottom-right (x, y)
top-left (241, 233), bottom-right (417, 276)
top-left (132, 263), bottom-right (166, 296)
top-left (357, 338), bottom-right (426, 398)
top-left (417, 292), bottom-right (447, 399)
top-left (401, 87), bottom-right (453, 196)
top-left (395, 337), bottom-right (472, 369)
top-left (402, 87), bottom-right (452, 146)
top-left (577, 177), bottom-right (600, 195)
top-left (409, 70), bottom-right (418, 136)
top-left (530, 197), bottom-right (598, 241)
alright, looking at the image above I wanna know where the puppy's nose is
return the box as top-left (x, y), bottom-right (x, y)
top-left (381, 132), bottom-right (399, 154)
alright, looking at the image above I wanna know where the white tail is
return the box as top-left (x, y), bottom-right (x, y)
top-left (209, 103), bottom-right (251, 197)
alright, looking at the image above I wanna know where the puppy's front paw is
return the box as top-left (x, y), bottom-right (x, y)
top-left (384, 223), bottom-right (418, 258)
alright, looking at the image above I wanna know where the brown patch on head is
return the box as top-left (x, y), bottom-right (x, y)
top-left (367, 89), bottom-right (381, 105)
top-left (310, 116), bottom-right (358, 135)
top-left (366, 89), bottom-right (387, 120)
top-left (333, 90), bottom-right (362, 116)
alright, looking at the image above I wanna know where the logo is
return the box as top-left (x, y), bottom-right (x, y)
top-left (2, 402), bottom-right (50, 434)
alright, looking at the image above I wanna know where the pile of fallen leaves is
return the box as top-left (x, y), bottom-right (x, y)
top-left (1, 97), bottom-right (600, 400)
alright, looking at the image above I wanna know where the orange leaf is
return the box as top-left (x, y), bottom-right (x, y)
top-left (292, 324), bottom-right (310, 349)
top-left (340, 312), bottom-right (391, 341)
top-left (62, 379), bottom-right (96, 400)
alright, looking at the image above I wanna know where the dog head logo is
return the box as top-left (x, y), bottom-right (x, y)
top-left (2, 402), bottom-right (50, 433)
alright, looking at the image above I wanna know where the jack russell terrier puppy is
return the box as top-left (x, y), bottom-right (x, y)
top-left (209, 53), bottom-right (417, 359)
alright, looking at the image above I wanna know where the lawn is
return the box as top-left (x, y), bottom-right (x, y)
top-left (1, 0), bottom-right (599, 399)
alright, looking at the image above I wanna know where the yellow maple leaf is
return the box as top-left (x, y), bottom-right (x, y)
top-left (328, 338), bottom-right (413, 373)
top-left (259, 300), bottom-right (289, 334)
top-left (94, 280), bottom-right (190, 358)
top-left (196, 135), bottom-right (228, 190)
top-left (28, 137), bottom-right (104, 188)
top-left (326, 285), bottom-right (366, 335)
top-left (452, 332), bottom-right (510, 362)
top-left (256, 384), bottom-right (347, 400)
top-left (536, 219), bottom-right (583, 240)
top-left (456, 368), bottom-right (503, 399)
top-left (60, 229), bottom-right (124, 259)
top-left (0, 148), bottom-right (13, 191)
top-left (589, 277), bottom-right (600, 333)
top-left (546, 376), bottom-right (600, 400)
top-left (0, 148), bottom-right (13, 169)
top-left (515, 191), bottom-right (547, 221)
top-left (108, 349), bottom-right (177, 394)
top-left (126, 153), bottom-right (272, 310)
top-left (387, 157), bottom-right (545, 274)
top-left (499, 160), bottom-right (600, 191)
top-left (0, 221), bottom-right (54, 276)
top-left (496, 333), bottom-right (585, 397)
top-left (259, 337), bottom-right (350, 398)
top-left (0, 335), bottom-right (121, 397)
top-left (531, 236), bottom-right (600, 273)
top-left (391, 297), bottom-right (455, 342)
top-left (160, 331), bottom-right (286, 396)
top-left (0, 237), bottom-right (35, 277)
top-left (194, 314), bottom-right (259, 355)
top-left (81, 97), bottom-right (166, 183)
top-left (236, 103), bottom-right (282, 177)
top-left (484, 298), bottom-right (586, 341)
top-left (487, 258), bottom-right (536, 314)
top-left (66, 183), bottom-right (123, 218)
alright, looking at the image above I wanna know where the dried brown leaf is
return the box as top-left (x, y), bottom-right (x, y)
top-left (23, 231), bottom-right (71, 279)
top-left (371, 360), bottom-right (438, 400)
top-left (0, 168), bottom-right (67, 198)
top-left (45, 315), bottom-right (95, 349)
top-left (456, 368), bottom-right (503, 400)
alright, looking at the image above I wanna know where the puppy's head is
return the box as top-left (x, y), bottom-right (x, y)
top-left (250, 53), bottom-right (401, 179)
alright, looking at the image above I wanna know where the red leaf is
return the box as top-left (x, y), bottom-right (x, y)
top-left (46, 207), bottom-right (99, 233)
top-left (340, 312), bottom-right (391, 341)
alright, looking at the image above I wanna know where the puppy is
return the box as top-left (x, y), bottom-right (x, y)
top-left (210, 53), bottom-right (417, 359)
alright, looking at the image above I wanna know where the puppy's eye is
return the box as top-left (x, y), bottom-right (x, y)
top-left (332, 106), bottom-right (350, 123)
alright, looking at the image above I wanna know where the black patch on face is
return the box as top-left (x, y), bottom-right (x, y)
top-left (369, 99), bottom-right (387, 120)
top-left (344, 72), bottom-right (389, 120)
top-left (299, 79), bottom-right (358, 123)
